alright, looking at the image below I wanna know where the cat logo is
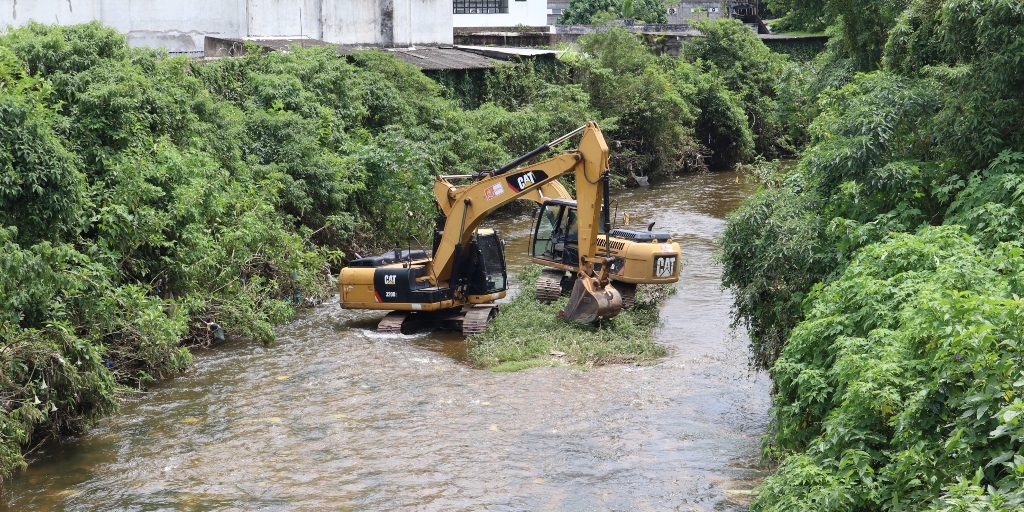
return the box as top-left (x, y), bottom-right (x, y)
top-left (654, 256), bottom-right (677, 278)
top-left (517, 172), bottom-right (536, 191)
top-left (384, 275), bottom-right (397, 285)
top-left (506, 170), bottom-right (547, 193)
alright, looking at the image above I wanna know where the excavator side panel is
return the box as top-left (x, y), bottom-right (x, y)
top-left (612, 241), bottom-right (681, 284)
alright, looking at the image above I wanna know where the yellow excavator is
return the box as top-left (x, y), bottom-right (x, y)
top-left (339, 122), bottom-right (678, 335)
top-left (504, 160), bottom-right (680, 309)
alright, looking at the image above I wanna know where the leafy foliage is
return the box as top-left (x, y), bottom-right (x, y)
top-left (686, 19), bottom-right (789, 157)
top-left (558, 0), bottom-right (668, 24)
top-left (572, 28), bottom-right (697, 173)
top-left (757, 227), bottom-right (1024, 511)
top-left (765, 0), bottom-right (831, 33)
top-left (719, 1), bottom-right (1024, 509)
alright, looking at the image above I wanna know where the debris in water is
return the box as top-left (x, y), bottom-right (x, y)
top-left (276, 375), bottom-right (290, 381)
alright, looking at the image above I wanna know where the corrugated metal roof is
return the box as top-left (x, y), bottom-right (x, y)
top-left (455, 45), bottom-right (562, 60)
top-left (389, 47), bottom-right (499, 70)
top-left (337, 45), bottom-right (502, 70)
top-left (205, 37), bottom-right (504, 71)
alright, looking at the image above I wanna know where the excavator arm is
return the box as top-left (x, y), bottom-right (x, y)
top-left (431, 152), bottom-right (583, 284)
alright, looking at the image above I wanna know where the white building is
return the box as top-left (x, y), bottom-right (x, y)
top-left (452, 0), bottom-right (548, 28)
top-left (0, 0), bottom-right (453, 53)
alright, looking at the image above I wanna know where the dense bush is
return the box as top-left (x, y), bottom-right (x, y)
top-left (721, 1), bottom-right (1024, 509)
top-left (765, 0), bottom-right (831, 33)
top-left (565, 25), bottom-right (764, 171)
top-left (686, 19), bottom-right (789, 157)
top-left (758, 227), bottom-right (1024, 510)
top-left (558, 0), bottom-right (667, 25)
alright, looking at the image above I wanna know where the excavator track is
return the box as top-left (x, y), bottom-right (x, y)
top-left (615, 282), bottom-right (637, 310)
top-left (536, 269), bottom-right (565, 303)
top-left (462, 305), bottom-right (498, 337)
top-left (377, 311), bottom-right (410, 333)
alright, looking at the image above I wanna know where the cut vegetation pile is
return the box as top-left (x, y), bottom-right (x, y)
top-left (468, 265), bottom-right (672, 371)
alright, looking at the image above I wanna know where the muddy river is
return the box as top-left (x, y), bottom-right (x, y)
top-left (4, 170), bottom-right (769, 511)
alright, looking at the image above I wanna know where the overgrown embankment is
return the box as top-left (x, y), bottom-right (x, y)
top-left (721, 0), bottom-right (1024, 509)
top-left (468, 266), bottom-right (671, 371)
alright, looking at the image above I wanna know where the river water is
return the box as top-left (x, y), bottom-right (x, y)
top-left (4, 170), bottom-right (769, 511)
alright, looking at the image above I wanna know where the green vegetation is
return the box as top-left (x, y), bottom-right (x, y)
top-left (685, 19), bottom-right (789, 157)
top-left (468, 266), bottom-right (669, 370)
top-left (765, 0), bottom-right (831, 33)
top-left (720, 0), bottom-right (1024, 509)
top-left (461, 22), bottom-right (787, 171)
top-left (0, 22), bottom-right (584, 481)
top-left (761, 37), bottom-right (827, 63)
top-left (558, 0), bottom-right (668, 25)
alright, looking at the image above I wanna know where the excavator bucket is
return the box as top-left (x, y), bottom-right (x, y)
top-left (561, 275), bottom-right (622, 323)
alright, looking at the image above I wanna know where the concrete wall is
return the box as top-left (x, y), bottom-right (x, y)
top-left (0, 0), bottom-right (452, 52)
top-left (1, 0), bottom-right (247, 52)
top-left (247, 0), bottom-right (322, 39)
top-left (453, 0), bottom-right (547, 28)
top-left (322, 0), bottom-right (452, 46)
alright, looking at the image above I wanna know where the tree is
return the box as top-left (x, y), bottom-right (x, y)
top-left (558, 0), bottom-right (667, 24)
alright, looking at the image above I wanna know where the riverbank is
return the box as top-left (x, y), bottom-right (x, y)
top-left (721, 1), bottom-right (1024, 509)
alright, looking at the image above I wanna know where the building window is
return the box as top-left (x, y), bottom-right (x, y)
top-left (453, 0), bottom-right (509, 14)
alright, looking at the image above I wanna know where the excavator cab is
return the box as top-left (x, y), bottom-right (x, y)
top-left (531, 200), bottom-right (612, 267)
top-left (531, 200), bottom-right (580, 266)
top-left (531, 199), bottom-right (622, 323)
top-left (462, 231), bottom-right (507, 296)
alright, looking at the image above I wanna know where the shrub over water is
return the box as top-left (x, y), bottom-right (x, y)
top-left (720, 1), bottom-right (1024, 509)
